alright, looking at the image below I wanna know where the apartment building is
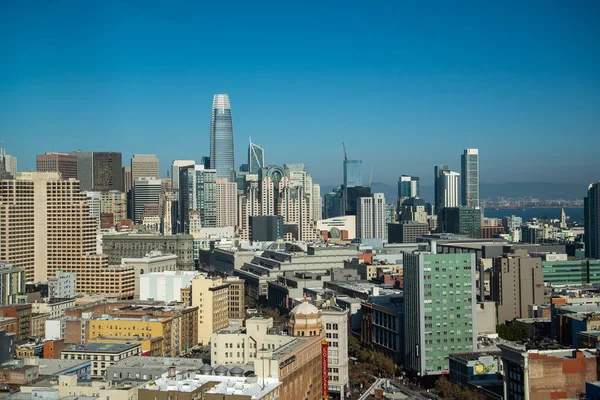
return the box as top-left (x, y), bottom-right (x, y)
top-left (191, 274), bottom-right (230, 345)
top-left (62, 343), bottom-right (141, 378)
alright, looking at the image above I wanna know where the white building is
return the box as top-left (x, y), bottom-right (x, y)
top-left (171, 159), bottom-right (195, 190)
top-left (357, 193), bottom-right (386, 240)
top-left (45, 318), bottom-right (66, 340)
top-left (312, 183), bottom-right (322, 221)
top-left (48, 271), bottom-right (76, 299)
top-left (316, 215), bottom-right (356, 240)
top-left (139, 270), bottom-right (200, 302)
top-left (322, 308), bottom-right (349, 399)
top-left (85, 191), bottom-right (102, 254)
top-left (440, 170), bottom-right (460, 208)
top-left (121, 251), bottom-right (177, 298)
top-left (32, 298), bottom-right (76, 319)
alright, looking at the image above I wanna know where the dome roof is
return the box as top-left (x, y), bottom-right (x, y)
top-left (291, 301), bottom-right (319, 316)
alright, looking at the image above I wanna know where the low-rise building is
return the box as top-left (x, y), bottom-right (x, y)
top-left (30, 313), bottom-right (50, 338)
top-left (0, 304), bottom-right (33, 341)
top-left (106, 356), bottom-right (206, 383)
top-left (322, 307), bottom-right (349, 398)
top-left (32, 298), bottom-right (75, 319)
top-left (47, 271), bottom-right (76, 299)
top-left (121, 251), bottom-right (178, 298)
top-left (19, 374), bottom-right (138, 400)
top-left (0, 264), bottom-right (25, 304)
top-left (62, 342), bottom-right (141, 378)
top-left (499, 343), bottom-right (598, 400)
top-left (139, 270), bottom-right (199, 302)
top-left (0, 330), bottom-right (16, 363)
top-left (360, 295), bottom-right (404, 364)
top-left (0, 362), bottom-right (40, 389)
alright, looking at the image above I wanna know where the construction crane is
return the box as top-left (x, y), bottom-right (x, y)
top-left (342, 142), bottom-right (348, 161)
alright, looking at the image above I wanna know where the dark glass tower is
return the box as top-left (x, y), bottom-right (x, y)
top-left (461, 148), bottom-right (479, 208)
top-left (585, 182), bottom-right (600, 259)
top-left (248, 140), bottom-right (264, 175)
top-left (210, 94), bottom-right (235, 182)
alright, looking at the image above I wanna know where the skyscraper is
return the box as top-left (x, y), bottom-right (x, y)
top-left (398, 175), bottom-right (419, 199)
top-left (356, 193), bottom-right (386, 240)
top-left (433, 164), bottom-right (448, 213)
top-left (70, 150), bottom-right (93, 191)
top-left (435, 169), bottom-right (460, 211)
top-left (0, 148), bottom-right (17, 179)
top-left (585, 182), bottom-right (600, 259)
top-left (92, 152), bottom-right (123, 191)
top-left (248, 140), bottom-right (264, 175)
top-left (37, 153), bottom-right (78, 180)
top-left (178, 165), bottom-right (217, 230)
top-left (216, 178), bottom-right (238, 228)
top-left (461, 148), bottom-right (479, 208)
top-left (131, 154), bottom-right (159, 181)
top-left (171, 160), bottom-right (195, 190)
top-left (133, 177), bottom-right (162, 224)
top-left (343, 159), bottom-right (362, 188)
top-left (210, 94), bottom-right (235, 182)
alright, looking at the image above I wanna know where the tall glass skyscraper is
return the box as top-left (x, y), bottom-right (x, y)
top-left (210, 94), bottom-right (235, 182)
top-left (461, 148), bottom-right (479, 208)
top-left (585, 182), bottom-right (600, 259)
top-left (398, 175), bottom-right (420, 198)
top-left (248, 140), bottom-right (264, 174)
top-left (343, 159), bottom-right (362, 188)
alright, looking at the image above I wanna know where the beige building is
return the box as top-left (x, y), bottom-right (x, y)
top-left (36, 152), bottom-right (78, 180)
top-left (131, 154), bottom-right (159, 181)
top-left (62, 342), bottom-right (141, 378)
top-left (225, 276), bottom-right (245, 326)
top-left (21, 374), bottom-right (139, 400)
top-left (30, 313), bottom-right (50, 338)
top-left (0, 172), bottom-right (135, 297)
top-left (491, 249), bottom-right (544, 324)
top-left (122, 166), bottom-right (132, 194)
top-left (190, 274), bottom-right (230, 345)
top-left (216, 178), bottom-right (238, 228)
top-left (100, 190), bottom-right (127, 226)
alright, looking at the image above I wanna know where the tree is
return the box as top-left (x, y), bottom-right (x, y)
top-left (496, 321), bottom-right (529, 341)
top-left (435, 376), bottom-right (479, 400)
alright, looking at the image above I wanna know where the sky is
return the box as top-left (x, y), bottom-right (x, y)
top-left (1, 0), bottom-right (599, 187)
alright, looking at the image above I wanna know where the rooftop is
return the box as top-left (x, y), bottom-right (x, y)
top-left (327, 280), bottom-right (402, 296)
top-left (142, 375), bottom-right (280, 397)
top-left (448, 351), bottom-right (500, 362)
top-left (64, 342), bottom-right (140, 353)
top-left (109, 356), bottom-right (205, 369)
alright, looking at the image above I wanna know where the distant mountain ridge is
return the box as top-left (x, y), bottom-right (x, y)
top-left (319, 182), bottom-right (587, 203)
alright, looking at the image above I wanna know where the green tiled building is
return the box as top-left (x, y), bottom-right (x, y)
top-left (404, 252), bottom-right (477, 377)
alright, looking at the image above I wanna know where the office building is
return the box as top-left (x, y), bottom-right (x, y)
top-left (101, 233), bottom-right (194, 270)
top-left (435, 169), bottom-right (460, 211)
top-left (343, 185), bottom-right (370, 216)
top-left (343, 159), bottom-right (362, 188)
top-left (36, 152), bottom-right (78, 180)
top-left (100, 190), bottom-right (127, 226)
top-left (216, 178), bottom-right (237, 227)
top-left (179, 165), bottom-right (217, 229)
top-left (133, 177), bottom-right (161, 223)
top-left (433, 164), bottom-right (448, 213)
top-left (249, 215), bottom-right (282, 241)
top-left (400, 197), bottom-right (427, 223)
top-left (0, 264), bottom-right (25, 304)
top-left (440, 207), bottom-right (482, 238)
top-left (69, 150), bottom-right (94, 190)
top-left (404, 252), bottom-right (477, 377)
top-left (190, 274), bottom-right (230, 345)
top-left (248, 140), bottom-right (264, 174)
top-left (226, 276), bottom-right (245, 325)
top-left (461, 148), bottom-right (479, 208)
top-left (316, 215), bottom-right (356, 240)
top-left (398, 175), bottom-right (419, 206)
top-left (388, 221), bottom-right (428, 243)
top-left (585, 182), bottom-right (600, 259)
top-left (542, 258), bottom-right (600, 286)
top-left (88, 151), bottom-right (123, 191)
top-left (210, 94), bottom-right (235, 182)
top-left (131, 154), bottom-right (159, 181)
top-left (324, 186), bottom-right (343, 219)
top-left (121, 251), bottom-right (177, 298)
top-left (171, 159), bottom-right (195, 190)
top-left (322, 308), bottom-right (349, 398)
top-left (122, 166), bottom-right (132, 194)
top-left (62, 343), bottom-right (141, 378)
top-left (490, 249), bottom-right (543, 324)
top-left (356, 193), bottom-right (386, 240)
top-left (312, 183), bottom-right (322, 221)
top-left (0, 148), bottom-right (17, 179)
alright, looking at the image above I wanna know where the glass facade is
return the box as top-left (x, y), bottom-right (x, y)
top-left (461, 149), bottom-right (479, 208)
top-left (343, 159), bottom-right (362, 188)
top-left (542, 260), bottom-right (600, 285)
top-left (248, 142), bottom-right (264, 175)
top-left (404, 253), bottom-right (476, 376)
top-left (585, 183), bottom-right (599, 259)
top-left (210, 94), bottom-right (235, 182)
top-left (398, 175), bottom-right (420, 198)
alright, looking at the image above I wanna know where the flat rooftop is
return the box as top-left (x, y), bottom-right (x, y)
top-left (110, 356), bottom-right (205, 369)
top-left (35, 359), bottom-right (91, 376)
top-left (64, 342), bottom-right (139, 353)
top-left (449, 351), bottom-right (500, 361)
top-left (142, 375), bottom-right (280, 397)
top-left (328, 281), bottom-right (401, 296)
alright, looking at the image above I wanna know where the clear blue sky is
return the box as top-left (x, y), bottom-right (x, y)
top-left (1, 0), bottom-right (599, 186)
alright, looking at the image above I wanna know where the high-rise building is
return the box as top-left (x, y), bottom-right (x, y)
top-left (85, 191), bottom-right (102, 254)
top-left (216, 178), bottom-right (237, 228)
top-left (312, 183), bottom-right (322, 221)
top-left (248, 140), bottom-right (264, 175)
top-left (131, 154), bottom-right (159, 181)
top-left (0, 264), bottom-right (25, 304)
top-left (190, 274), bottom-right (230, 345)
top-left (440, 207), bottom-right (482, 238)
top-left (0, 149), bottom-right (17, 179)
top-left (344, 186), bottom-right (371, 216)
top-left (0, 172), bottom-right (130, 296)
top-left (70, 150), bottom-right (94, 191)
top-left (490, 249), bottom-right (544, 324)
top-left (356, 193), bottom-right (386, 239)
top-left (433, 164), bottom-right (448, 213)
top-left (343, 159), bottom-right (362, 188)
top-left (100, 190), bottom-right (127, 226)
top-left (585, 182), bottom-right (600, 259)
top-left (397, 175), bottom-right (419, 206)
top-left (400, 197), bottom-right (428, 223)
top-left (171, 160), bottom-right (195, 191)
top-left (435, 169), bottom-right (460, 211)
top-left (404, 252), bottom-right (477, 377)
top-left (461, 148), bottom-right (479, 208)
top-left (324, 187), bottom-right (343, 219)
top-left (92, 152), bottom-right (123, 191)
top-left (178, 165), bottom-right (217, 230)
top-left (36, 153), bottom-right (78, 180)
top-left (210, 94), bottom-right (235, 182)
top-left (122, 166), bottom-right (132, 194)
top-left (133, 177), bottom-right (161, 224)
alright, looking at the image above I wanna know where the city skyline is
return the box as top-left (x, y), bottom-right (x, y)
top-left (1, 2), bottom-right (599, 186)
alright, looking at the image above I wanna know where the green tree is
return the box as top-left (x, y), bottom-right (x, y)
top-left (435, 376), bottom-right (479, 400)
top-left (496, 321), bottom-right (529, 341)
